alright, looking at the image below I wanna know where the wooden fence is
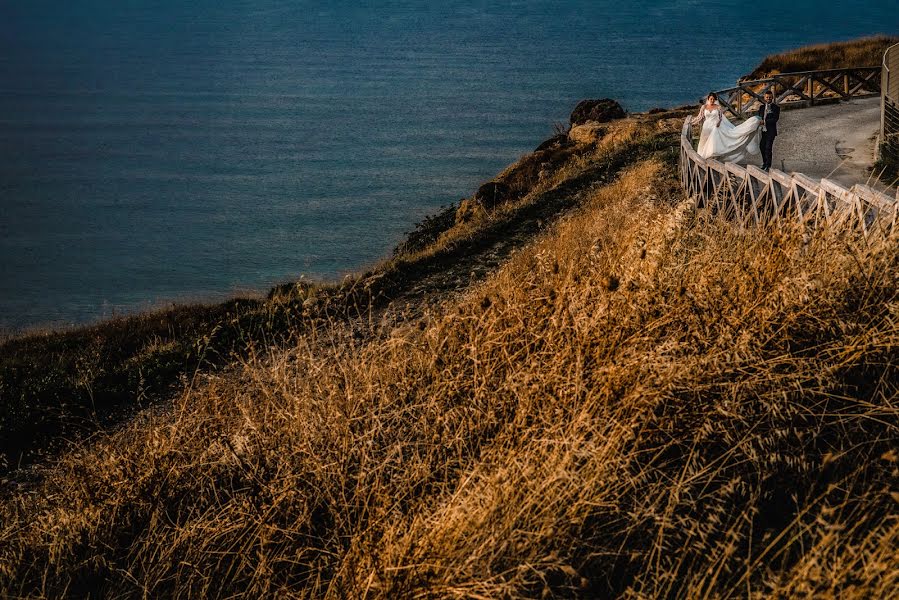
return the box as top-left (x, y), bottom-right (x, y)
top-left (712, 66), bottom-right (881, 118)
top-left (881, 44), bottom-right (899, 161)
top-left (680, 118), bottom-right (898, 237)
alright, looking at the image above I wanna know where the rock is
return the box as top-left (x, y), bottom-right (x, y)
top-left (455, 198), bottom-right (485, 224)
top-left (569, 98), bottom-right (626, 126)
top-left (474, 181), bottom-right (512, 210)
top-left (568, 122), bottom-right (606, 145)
top-left (455, 181), bottom-right (513, 224)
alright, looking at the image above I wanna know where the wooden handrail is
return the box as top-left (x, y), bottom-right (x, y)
top-left (881, 44), bottom-right (899, 161)
top-left (708, 66), bottom-right (881, 118)
top-left (679, 116), bottom-right (898, 235)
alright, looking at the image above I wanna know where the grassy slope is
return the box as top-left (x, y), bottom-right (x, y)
top-left (2, 114), bottom-right (898, 598)
top-left (743, 35), bottom-right (898, 79)
top-left (0, 114), bottom-right (677, 472)
top-left (7, 32), bottom-right (895, 471)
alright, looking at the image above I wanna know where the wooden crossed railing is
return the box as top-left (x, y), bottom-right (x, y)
top-left (712, 66), bottom-right (881, 118)
top-left (680, 117), bottom-right (899, 237)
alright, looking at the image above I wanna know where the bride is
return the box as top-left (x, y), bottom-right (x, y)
top-left (692, 92), bottom-right (762, 163)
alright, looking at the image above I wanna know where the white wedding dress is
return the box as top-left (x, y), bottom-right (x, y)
top-left (694, 104), bottom-right (761, 163)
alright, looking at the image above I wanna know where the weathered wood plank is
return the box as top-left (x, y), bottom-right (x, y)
top-left (678, 107), bottom-right (898, 238)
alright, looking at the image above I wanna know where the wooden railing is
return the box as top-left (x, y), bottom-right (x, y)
top-left (881, 44), bottom-right (899, 161)
top-left (679, 117), bottom-right (898, 236)
top-left (712, 66), bottom-right (881, 118)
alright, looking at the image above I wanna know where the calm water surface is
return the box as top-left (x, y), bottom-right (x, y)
top-left (1, 1), bottom-right (896, 330)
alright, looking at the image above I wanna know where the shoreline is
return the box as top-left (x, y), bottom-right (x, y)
top-left (0, 287), bottom-right (268, 341)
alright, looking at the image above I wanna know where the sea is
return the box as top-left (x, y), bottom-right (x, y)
top-left (1, 0), bottom-right (896, 332)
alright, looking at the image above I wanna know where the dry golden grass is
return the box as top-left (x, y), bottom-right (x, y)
top-left (385, 118), bottom-right (676, 284)
top-left (1, 156), bottom-right (897, 598)
top-left (745, 35), bottom-right (899, 79)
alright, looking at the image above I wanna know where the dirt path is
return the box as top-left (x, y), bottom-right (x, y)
top-left (768, 97), bottom-right (888, 190)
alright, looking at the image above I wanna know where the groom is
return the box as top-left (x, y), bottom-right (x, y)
top-left (757, 90), bottom-right (780, 171)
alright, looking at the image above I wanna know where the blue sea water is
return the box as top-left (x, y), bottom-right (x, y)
top-left (1, 1), bottom-right (896, 331)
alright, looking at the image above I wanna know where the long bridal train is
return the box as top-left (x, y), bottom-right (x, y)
top-left (693, 104), bottom-right (762, 163)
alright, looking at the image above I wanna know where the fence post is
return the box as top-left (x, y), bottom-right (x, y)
top-left (882, 62), bottom-right (888, 160)
top-left (880, 44), bottom-right (899, 163)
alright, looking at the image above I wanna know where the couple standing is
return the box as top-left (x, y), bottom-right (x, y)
top-left (692, 90), bottom-right (780, 171)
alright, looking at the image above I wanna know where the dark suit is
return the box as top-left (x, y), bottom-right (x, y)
top-left (757, 101), bottom-right (780, 170)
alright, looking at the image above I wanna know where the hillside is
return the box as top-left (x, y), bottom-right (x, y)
top-left (0, 108), bottom-right (676, 473)
top-left (743, 35), bottom-right (897, 79)
top-left (2, 39), bottom-right (898, 599)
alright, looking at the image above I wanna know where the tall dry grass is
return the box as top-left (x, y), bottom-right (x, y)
top-left (1, 159), bottom-right (897, 598)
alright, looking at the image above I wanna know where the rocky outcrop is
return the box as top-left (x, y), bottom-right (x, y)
top-left (569, 98), bottom-right (626, 126)
top-left (568, 122), bottom-right (606, 145)
top-left (455, 182), bottom-right (512, 224)
top-left (534, 134), bottom-right (569, 152)
top-left (474, 181), bottom-right (512, 210)
top-left (455, 197), bottom-right (485, 225)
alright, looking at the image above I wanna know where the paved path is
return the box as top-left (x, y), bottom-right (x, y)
top-left (765, 97), bottom-right (887, 190)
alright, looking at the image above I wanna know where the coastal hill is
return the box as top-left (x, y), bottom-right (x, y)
top-left (743, 35), bottom-right (896, 80)
top-left (1, 37), bottom-right (898, 598)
